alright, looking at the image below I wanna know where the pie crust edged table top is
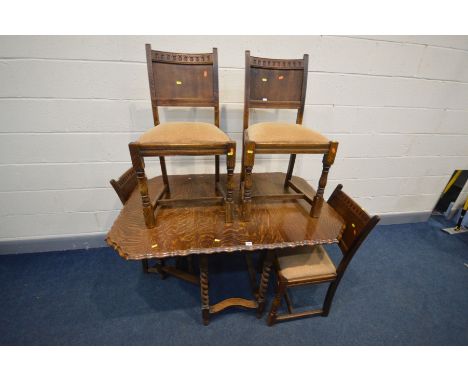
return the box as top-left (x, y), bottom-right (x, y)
top-left (106, 172), bottom-right (345, 260)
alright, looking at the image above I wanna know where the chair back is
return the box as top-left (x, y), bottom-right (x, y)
top-left (145, 44), bottom-right (220, 126)
top-left (243, 50), bottom-right (309, 129)
top-left (327, 184), bottom-right (380, 273)
top-left (110, 167), bottom-right (138, 205)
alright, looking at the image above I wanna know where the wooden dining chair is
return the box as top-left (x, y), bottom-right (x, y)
top-left (110, 167), bottom-right (154, 274)
top-left (110, 167), bottom-right (196, 279)
top-left (129, 45), bottom-right (236, 229)
top-left (241, 51), bottom-right (338, 221)
top-left (267, 184), bottom-right (380, 326)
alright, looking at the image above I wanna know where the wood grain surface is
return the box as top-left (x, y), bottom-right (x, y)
top-left (106, 172), bottom-right (345, 260)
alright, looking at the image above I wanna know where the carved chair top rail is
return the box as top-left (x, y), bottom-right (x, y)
top-left (150, 50), bottom-right (215, 65)
top-left (327, 184), bottom-right (380, 255)
top-left (249, 54), bottom-right (306, 70)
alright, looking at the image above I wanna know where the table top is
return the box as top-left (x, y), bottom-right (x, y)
top-left (106, 172), bottom-right (345, 260)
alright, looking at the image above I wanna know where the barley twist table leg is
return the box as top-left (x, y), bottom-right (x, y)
top-left (199, 255), bottom-right (210, 325)
top-left (256, 251), bottom-right (273, 318)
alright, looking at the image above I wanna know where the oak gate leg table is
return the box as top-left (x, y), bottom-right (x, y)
top-left (106, 172), bottom-right (345, 325)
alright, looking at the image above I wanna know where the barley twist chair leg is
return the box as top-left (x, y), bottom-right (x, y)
top-left (199, 255), bottom-right (210, 325)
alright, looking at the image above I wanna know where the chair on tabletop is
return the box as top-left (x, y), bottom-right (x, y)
top-left (129, 45), bottom-right (236, 229)
top-left (240, 51), bottom-right (338, 221)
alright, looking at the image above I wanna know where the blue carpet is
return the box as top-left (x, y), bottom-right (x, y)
top-left (0, 217), bottom-right (467, 345)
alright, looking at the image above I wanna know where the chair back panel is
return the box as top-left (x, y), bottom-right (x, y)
top-left (244, 51), bottom-right (308, 128)
top-left (249, 67), bottom-right (304, 105)
top-left (327, 184), bottom-right (379, 256)
top-left (110, 167), bottom-right (137, 205)
top-left (146, 45), bottom-right (219, 124)
top-left (152, 62), bottom-right (214, 104)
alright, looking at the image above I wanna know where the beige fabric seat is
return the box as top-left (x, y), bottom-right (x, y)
top-left (137, 122), bottom-right (230, 145)
top-left (277, 245), bottom-right (337, 282)
top-left (246, 122), bottom-right (329, 145)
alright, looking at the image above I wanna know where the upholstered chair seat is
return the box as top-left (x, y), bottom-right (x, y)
top-left (277, 245), bottom-right (337, 282)
top-left (137, 122), bottom-right (231, 145)
top-left (247, 122), bottom-right (329, 145)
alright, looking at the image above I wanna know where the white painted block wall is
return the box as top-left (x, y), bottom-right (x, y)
top-left (1, 36), bottom-right (468, 243)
